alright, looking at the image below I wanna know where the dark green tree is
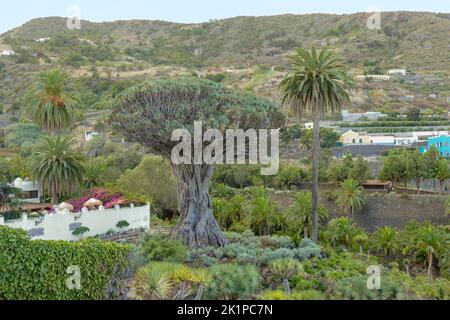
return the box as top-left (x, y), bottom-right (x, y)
top-left (111, 78), bottom-right (285, 248)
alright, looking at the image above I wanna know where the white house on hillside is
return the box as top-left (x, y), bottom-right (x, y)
top-left (84, 131), bottom-right (100, 142)
top-left (388, 69), bottom-right (407, 76)
top-left (0, 49), bottom-right (15, 56)
top-left (12, 178), bottom-right (42, 204)
top-left (341, 130), bottom-right (395, 146)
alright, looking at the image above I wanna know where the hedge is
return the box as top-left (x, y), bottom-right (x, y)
top-left (0, 226), bottom-right (132, 300)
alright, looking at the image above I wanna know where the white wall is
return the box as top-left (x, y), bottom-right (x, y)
top-left (0, 204), bottom-right (151, 241)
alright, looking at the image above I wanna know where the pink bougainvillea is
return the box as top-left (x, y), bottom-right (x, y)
top-left (67, 189), bottom-right (132, 212)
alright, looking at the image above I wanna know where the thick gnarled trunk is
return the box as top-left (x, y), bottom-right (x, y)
top-left (171, 164), bottom-right (228, 248)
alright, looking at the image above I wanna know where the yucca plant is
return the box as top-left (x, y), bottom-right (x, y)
top-left (191, 269), bottom-right (214, 300)
top-left (280, 47), bottom-right (352, 242)
top-left (135, 264), bottom-right (174, 300)
top-left (268, 258), bottom-right (303, 294)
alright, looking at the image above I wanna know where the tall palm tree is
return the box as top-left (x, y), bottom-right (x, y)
top-left (285, 190), bottom-right (329, 239)
top-left (26, 69), bottom-right (76, 135)
top-left (280, 48), bottom-right (353, 242)
top-left (29, 136), bottom-right (85, 204)
top-left (335, 179), bottom-right (366, 216)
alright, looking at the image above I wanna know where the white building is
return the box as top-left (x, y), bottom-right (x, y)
top-left (0, 204), bottom-right (150, 241)
top-left (0, 49), bottom-right (15, 56)
top-left (341, 110), bottom-right (387, 122)
top-left (388, 69), bottom-right (407, 76)
top-left (84, 131), bottom-right (100, 142)
top-left (355, 75), bottom-right (390, 81)
top-left (12, 178), bottom-right (42, 203)
top-left (340, 130), bottom-right (395, 146)
top-left (35, 37), bottom-right (51, 43)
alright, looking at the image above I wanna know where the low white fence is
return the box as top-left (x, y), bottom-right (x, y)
top-left (0, 204), bottom-right (151, 241)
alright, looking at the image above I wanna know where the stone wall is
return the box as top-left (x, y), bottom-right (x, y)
top-left (271, 186), bottom-right (449, 231)
top-left (324, 193), bottom-right (448, 232)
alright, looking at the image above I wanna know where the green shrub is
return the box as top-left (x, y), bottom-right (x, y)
top-left (116, 156), bottom-right (177, 213)
top-left (259, 290), bottom-right (290, 300)
top-left (290, 289), bottom-right (325, 300)
top-left (0, 226), bottom-right (131, 300)
top-left (332, 275), bottom-right (404, 300)
top-left (138, 236), bottom-right (188, 263)
top-left (204, 264), bottom-right (261, 300)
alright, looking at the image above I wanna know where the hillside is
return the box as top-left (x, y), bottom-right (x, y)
top-left (0, 12), bottom-right (449, 127)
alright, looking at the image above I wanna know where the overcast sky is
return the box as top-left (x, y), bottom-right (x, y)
top-left (1, 0), bottom-right (449, 34)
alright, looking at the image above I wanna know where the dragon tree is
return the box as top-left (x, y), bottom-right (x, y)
top-left (111, 78), bottom-right (285, 248)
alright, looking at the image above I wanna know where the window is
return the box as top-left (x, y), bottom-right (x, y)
top-left (445, 142), bottom-right (449, 147)
top-left (352, 139), bottom-right (356, 144)
top-left (359, 139), bottom-right (363, 143)
top-left (21, 190), bottom-right (39, 199)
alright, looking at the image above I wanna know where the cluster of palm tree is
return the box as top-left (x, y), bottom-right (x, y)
top-left (322, 218), bottom-right (450, 282)
top-left (213, 187), bottom-right (330, 240)
top-left (25, 69), bottom-right (86, 204)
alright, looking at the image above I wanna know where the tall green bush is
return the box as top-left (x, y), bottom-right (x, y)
top-left (0, 226), bottom-right (131, 300)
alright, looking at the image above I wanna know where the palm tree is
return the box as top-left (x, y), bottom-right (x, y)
top-left (285, 191), bottom-right (329, 240)
top-left (82, 160), bottom-right (106, 189)
top-left (324, 217), bottom-right (363, 250)
top-left (26, 69), bottom-right (76, 135)
top-left (371, 226), bottom-right (399, 257)
top-left (335, 179), bottom-right (366, 216)
top-left (247, 190), bottom-right (280, 236)
top-left (280, 47), bottom-right (352, 242)
top-left (404, 222), bottom-right (450, 282)
top-left (29, 136), bottom-right (85, 204)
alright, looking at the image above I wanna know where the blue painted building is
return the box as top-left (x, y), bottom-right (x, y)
top-left (420, 135), bottom-right (450, 157)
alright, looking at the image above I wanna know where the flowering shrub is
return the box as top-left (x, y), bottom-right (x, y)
top-left (67, 188), bottom-right (146, 212)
